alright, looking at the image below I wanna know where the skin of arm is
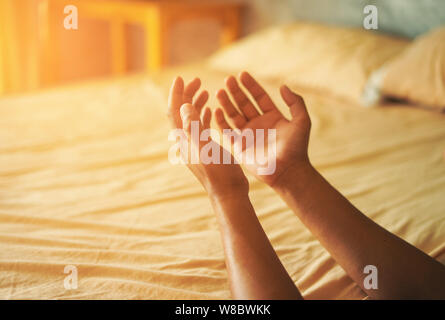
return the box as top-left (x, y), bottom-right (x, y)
top-left (210, 193), bottom-right (302, 300)
top-left (167, 77), bottom-right (302, 300)
top-left (215, 71), bottom-right (445, 299)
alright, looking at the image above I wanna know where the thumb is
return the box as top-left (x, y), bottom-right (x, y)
top-left (280, 85), bottom-right (308, 120)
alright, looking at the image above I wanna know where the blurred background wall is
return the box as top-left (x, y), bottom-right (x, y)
top-left (1, 0), bottom-right (444, 95)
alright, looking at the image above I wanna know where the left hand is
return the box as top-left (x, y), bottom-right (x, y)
top-left (167, 77), bottom-right (249, 199)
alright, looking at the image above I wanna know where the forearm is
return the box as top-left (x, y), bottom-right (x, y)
top-left (274, 163), bottom-right (445, 299)
top-left (210, 193), bottom-right (302, 300)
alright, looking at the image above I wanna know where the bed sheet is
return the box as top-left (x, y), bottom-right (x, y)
top-left (0, 66), bottom-right (444, 299)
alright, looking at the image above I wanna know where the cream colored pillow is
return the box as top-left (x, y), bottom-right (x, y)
top-left (208, 22), bottom-right (409, 103)
top-left (380, 26), bottom-right (445, 111)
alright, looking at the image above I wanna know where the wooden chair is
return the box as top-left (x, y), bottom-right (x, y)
top-left (40, 0), bottom-right (242, 84)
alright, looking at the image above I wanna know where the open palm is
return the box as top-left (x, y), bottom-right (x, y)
top-left (167, 76), bottom-right (249, 197)
top-left (215, 72), bottom-right (311, 186)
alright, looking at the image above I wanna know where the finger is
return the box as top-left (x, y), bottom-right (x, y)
top-left (202, 107), bottom-right (212, 130)
top-left (194, 90), bottom-right (209, 114)
top-left (180, 103), bottom-right (202, 136)
top-left (180, 103), bottom-right (202, 163)
top-left (226, 76), bottom-right (260, 120)
top-left (215, 108), bottom-right (233, 131)
top-left (216, 89), bottom-right (246, 128)
top-left (183, 78), bottom-right (201, 103)
top-left (280, 85), bottom-right (308, 120)
top-left (240, 71), bottom-right (279, 113)
top-left (168, 76), bottom-right (184, 128)
top-left (215, 108), bottom-right (241, 149)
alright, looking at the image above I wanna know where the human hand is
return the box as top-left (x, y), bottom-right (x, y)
top-left (215, 71), bottom-right (312, 188)
top-left (168, 77), bottom-right (249, 199)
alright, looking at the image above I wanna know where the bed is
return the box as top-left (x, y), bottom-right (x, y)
top-left (1, 20), bottom-right (445, 299)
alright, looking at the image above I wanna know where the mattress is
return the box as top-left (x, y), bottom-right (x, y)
top-left (0, 65), bottom-right (444, 299)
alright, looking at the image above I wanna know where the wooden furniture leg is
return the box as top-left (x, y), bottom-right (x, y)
top-left (110, 19), bottom-right (127, 75)
top-left (144, 7), bottom-right (167, 72)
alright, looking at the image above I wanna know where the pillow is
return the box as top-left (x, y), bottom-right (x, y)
top-left (379, 26), bottom-right (445, 112)
top-left (208, 22), bottom-right (409, 104)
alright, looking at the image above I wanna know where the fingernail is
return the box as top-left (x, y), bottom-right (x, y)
top-left (282, 85), bottom-right (293, 94)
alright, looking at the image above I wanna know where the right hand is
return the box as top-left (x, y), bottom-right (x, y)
top-left (215, 71), bottom-right (312, 188)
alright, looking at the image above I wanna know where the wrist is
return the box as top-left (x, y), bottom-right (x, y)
top-left (271, 160), bottom-right (318, 194)
top-left (208, 186), bottom-right (249, 204)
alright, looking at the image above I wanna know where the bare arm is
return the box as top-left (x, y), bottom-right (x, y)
top-left (274, 162), bottom-right (445, 299)
top-left (210, 193), bottom-right (302, 300)
top-left (215, 71), bottom-right (445, 299)
top-left (167, 76), bottom-right (301, 300)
